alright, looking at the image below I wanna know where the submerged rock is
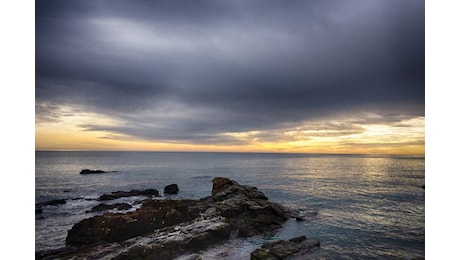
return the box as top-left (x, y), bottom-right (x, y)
top-left (250, 236), bottom-right (320, 259)
top-left (164, 184), bottom-right (179, 195)
top-left (86, 203), bottom-right (132, 213)
top-left (98, 189), bottom-right (160, 200)
top-left (36, 199), bottom-right (66, 208)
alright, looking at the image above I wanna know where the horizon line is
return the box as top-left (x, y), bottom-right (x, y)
top-left (35, 150), bottom-right (425, 157)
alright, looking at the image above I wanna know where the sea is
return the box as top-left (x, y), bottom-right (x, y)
top-left (35, 151), bottom-right (425, 259)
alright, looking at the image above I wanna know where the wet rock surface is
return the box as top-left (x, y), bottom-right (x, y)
top-left (250, 236), bottom-right (320, 259)
top-left (164, 183), bottom-right (179, 194)
top-left (86, 203), bottom-right (132, 213)
top-left (37, 177), bottom-right (316, 259)
top-left (36, 199), bottom-right (67, 207)
top-left (98, 189), bottom-right (160, 200)
top-left (36, 199), bottom-right (67, 214)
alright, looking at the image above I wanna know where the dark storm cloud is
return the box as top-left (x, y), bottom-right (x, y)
top-left (36, 0), bottom-right (424, 143)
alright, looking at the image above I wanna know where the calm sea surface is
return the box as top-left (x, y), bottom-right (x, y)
top-left (35, 151), bottom-right (425, 259)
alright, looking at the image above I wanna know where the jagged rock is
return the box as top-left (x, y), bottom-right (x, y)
top-left (250, 236), bottom-right (320, 259)
top-left (98, 189), bottom-right (160, 200)
top-left (211, 177), bottom-right (286, 236)
top-left (40, 177), bottom-right (297, 259)
top-left (66, 199), bottom-right (201, 245)
top-left (86, 203), bottom-right (132, 213)
top-left (212, 177), bottom-right (234, 195)
top-left (164, 184), bottom-right (179, 195)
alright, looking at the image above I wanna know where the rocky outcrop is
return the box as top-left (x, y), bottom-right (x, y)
top-left (98, 189), bottom-right (160, 200)
top-left (164, 184), bottom-right (179, 194)
top-left (210, 177), bottom-right (286, 237)
top-left (250, 236), bottom-right (320, 259)
top-left (66, 199), bottom-right (201, 245)
top-left (86, 203), bottom-right (132, 213)
top-left (38, 177), bottom-right (307, 259)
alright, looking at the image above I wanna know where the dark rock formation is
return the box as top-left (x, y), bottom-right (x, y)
top-left (98, 189), bottom-right (160, 200)
top-left (80, 169), bottom-right (106, 174)
top-left (250, 236), bottom-right (320, 259)
top-left (164, 184), bottom-right (179, 194)
top-left (86, 203), bottom-right (132, 213)
top-left (210, 177), bottom-right (285, 237)
top-left (36, 199), bottom-right (66, 216)
top-left (36, 199), bottom-right (66, 208)
top-left (39, 177), bottom-right (302, 259)
top-left (66, 199), bottom-right (202, 245)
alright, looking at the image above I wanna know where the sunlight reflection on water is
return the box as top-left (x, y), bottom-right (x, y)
top-left (36, 152), bottom-right (424, 258)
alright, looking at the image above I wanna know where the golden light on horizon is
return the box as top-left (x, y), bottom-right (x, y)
top-left (36, 105), bottom-right (424, 155)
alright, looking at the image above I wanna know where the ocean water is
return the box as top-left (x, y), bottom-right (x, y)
top-left (35, 151), bottom-right (425, 259)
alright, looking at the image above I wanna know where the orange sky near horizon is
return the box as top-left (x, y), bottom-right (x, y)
top-left (35, 107), bottom-right (425, 155)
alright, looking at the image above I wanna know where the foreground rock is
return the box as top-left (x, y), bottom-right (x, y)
top-left (164, 183), bottom-right (179, 194)
top-left (250, 236), bottom-right (320, 259)
top-left (210, 177), bottom-right (286, 237)
top-left (38, 177), bottom-right (309, 259)
top-left (98, 189), bottom-right (160, 200)
top-left (67, 199), bottom-right (201, 245)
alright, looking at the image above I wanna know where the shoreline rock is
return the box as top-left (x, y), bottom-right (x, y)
top-left (164, 183), bottom-right (179, 195)
top-left (36, 199), bottom-right (67, 207)
top-left (86, 203), bottom-right (132, 213)
top-left (37, 177), bottom-right (316, 259)
top-left (250, 235), bottom-right (320, 259)
top-left (98, 189), bottom-right (160, 200)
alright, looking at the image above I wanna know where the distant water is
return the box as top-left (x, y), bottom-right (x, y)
top-left (35, 151), bottom-right (424, 259)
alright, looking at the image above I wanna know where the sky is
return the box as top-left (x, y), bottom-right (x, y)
top-left (35, 0), bottom-right (425, 154)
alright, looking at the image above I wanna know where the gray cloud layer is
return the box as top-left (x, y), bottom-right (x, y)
top-left (36, 0), bottom-right (424, 144)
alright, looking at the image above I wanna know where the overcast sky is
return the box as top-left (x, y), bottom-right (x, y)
top-left (35, 0), bottom-right (424, 152)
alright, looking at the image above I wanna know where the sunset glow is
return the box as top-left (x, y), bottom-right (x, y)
top-left (36, 1), bottom-right (424, 155)
top-left (36, 105), bottom-right (424, 154)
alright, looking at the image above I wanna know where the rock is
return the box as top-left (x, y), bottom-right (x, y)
top-left (86, 203), bottom-right (132, 213)
top-left (212, 177), bottom-right (235, 195)
top-left (164, 184), bottom-right (179, 195)
top-left (41, 177), bottom-right (297, 259)
top-left (66, 199), bottom-right (201, 245)
top-left (250, 236), bottom-right (320, 259)
top-left (80, 169), bottom-right (106, 174)
top-left (36, 199), bottom-right (66, 208)
top-left (177, 254), bottom-right (203, 260)
top-left (210, 177), bottom-right (286, 236)
top-left (112, 218), bottom-right (231, 260)
top-left (36, 208), bottom-right (43, 214)
top-left (99, 189), bottom-right (160, 200)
